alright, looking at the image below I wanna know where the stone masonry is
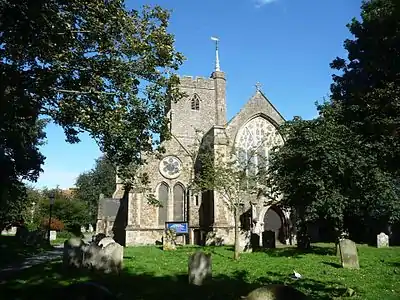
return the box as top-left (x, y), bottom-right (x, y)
top-left (102, 59), bottom-right (294, 247)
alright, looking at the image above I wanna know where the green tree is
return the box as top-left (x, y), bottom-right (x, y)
top-left (35, 187), bottom-right (90, 234)
top-left (0, 0), bottom-right (184, 184)
top-left (194, 145), bottom-right (272, 260)
top-left (330, 0), bottom-right (400, 176)
top-left (75, 155), bottom-right (116, 224)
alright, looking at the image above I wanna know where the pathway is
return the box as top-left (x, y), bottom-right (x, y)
top-left (0, 244), bottom-right (64, 274)
top-left (0, 234), bottom-right (93, 275)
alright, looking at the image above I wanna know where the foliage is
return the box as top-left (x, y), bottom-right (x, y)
top-left (268, 0), bottom-right (400, 245)
top-left (329, 0), bottom-right (400, 176)
top-left (74, 155), bottom-right (116, 223)
top-left (2, 244), bottom-right (400, 299)
top-left (0, 0), bottom-right (184, 189)
top-left (25, 186), bottom-right (90, 233)
top-left (193, 144), bottom-right (273, 259)
top-left (41, 217), bottom-right (65, 231)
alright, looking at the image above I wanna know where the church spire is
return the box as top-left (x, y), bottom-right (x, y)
top-left (211, 36), bottom-right (220, 72)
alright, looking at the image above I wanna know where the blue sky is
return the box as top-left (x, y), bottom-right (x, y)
top-left (33, 0), bottom-right (363, 189)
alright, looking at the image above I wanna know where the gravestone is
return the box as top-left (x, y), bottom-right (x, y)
top-left (64, 237), bottom-right (124, 274)
top-left (242, 285), bottom-right (307, 300)
top-left (262, 230), bottom-right (276, 248)
top-left (63, 238), bottom-right (85, 268)
top-left (81, 226), bottom-right (86, 233)
top-left (377, 232), bottom-right (389, 248)
top-left (163, 229), bottom-right (177, 251)
top-left (339, 239), bottom-right (359, 269)
top-left (188, 251), bottom-right (212, 286)
top-left (98, 237), bottom-right (115, 248)
top-left (88, 224), bottom-right (94, 233)
top-left (50, 230), bottom-right (57, 241)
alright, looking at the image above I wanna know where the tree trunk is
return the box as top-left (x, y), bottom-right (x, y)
top-left (234, 208), bottom-right (240, 260)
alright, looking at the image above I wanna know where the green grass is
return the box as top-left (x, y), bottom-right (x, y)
top-left (1, 243), bottom-right (399, 299)
top-left (0, 235), bottom-right (53, 268)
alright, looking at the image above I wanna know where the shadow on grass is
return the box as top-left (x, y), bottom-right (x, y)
top-left (244, 245), bottom-right (336, 258)
top-left (0, 260), bottom-right (349, 300)
top-left (321, 262), bottom-right (341, 269)
top-left (0, 236), bottom-right (53, 268)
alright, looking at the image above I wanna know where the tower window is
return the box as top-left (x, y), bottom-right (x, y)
top-left (191, 94), bottom-right (200, 111)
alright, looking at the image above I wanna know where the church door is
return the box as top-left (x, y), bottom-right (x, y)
top-left (263, 206), bottom-right (285, 247)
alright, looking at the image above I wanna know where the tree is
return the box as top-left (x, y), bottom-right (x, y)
top-left (194, 144), bottom-right (274, 260)
top-left (0, 0), bottom-right (184, 184)
top-left (268, 104), bottom-right (400, 246)
top-left (30, 187), bottom-right (90, 234)
top-left (75, 155), bottom-right (116, 224)
top-left (330, 0), bottom-right (400, 176)
top-left (0, 67), bottom-right (47, 230)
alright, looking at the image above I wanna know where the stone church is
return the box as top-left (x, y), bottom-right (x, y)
top-left (96, 41), bottom-right (295, 248)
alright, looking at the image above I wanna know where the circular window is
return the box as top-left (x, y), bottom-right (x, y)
top-left (159, 156), bottom-right (182, 179)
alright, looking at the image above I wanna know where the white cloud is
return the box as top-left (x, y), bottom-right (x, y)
top-left (255, 0), bottom-right (278, 8)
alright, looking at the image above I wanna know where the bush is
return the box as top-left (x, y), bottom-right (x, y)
top-left (41, 217), bottom-right (64, 231)
top-left (57, 230), bottom-right (74, 240)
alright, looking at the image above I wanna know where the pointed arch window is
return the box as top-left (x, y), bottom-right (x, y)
top-left (173, 183), bottom-right (185, 221)
top-left (191, 94), bottom-right (200, 111)
top-left (235, 116), bottom-right (284, 175)
top-left (158, 182), bottom-right (169, 225)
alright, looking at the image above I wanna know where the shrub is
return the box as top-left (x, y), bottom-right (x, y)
top-left (41, 217), bottom-right (64, 231)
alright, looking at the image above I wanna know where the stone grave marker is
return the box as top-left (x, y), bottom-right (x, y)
top-left (242, 284), bottom-right (307, 300)
top-left (188, 251), bottom-right (212, 286)
top-left (50, 230), bottom-right (57, 241)
top-left (339, 239), bottom-right (359, 269)
top-left (377, 232), bottom-right (389, 248)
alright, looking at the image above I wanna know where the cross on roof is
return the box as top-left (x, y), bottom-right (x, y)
top-left (255, 82), bottom-right (262, 91)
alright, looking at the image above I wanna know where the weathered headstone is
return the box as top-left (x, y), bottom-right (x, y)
top-left (163, 229), bottom-right (177, 251)
top-left (188, 251), bottom-right (212, 286)
top-left (102, 242), bottom-right (124, 273)
top-left (50, 230), bottom-right (57, 241)
top-left (339, 239), bottom-right (360, 269)
top-left (63, 238), bottom-right (85, 268)
top-left (64, 237), bottom-right (124, 274)
top-left (81, 226), bottom-right (86, 233)
top-left (98, 237), bottom-right (115, 248)
top-left (88, 224), bottom-right (94, 233)
top-left (242, 285), bottom-right (307, 300)
top-left (377, 232), bottom-right (389, 248)
top-left (262, 230), bottom-right (276, 248)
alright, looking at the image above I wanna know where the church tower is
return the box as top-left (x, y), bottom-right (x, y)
top-left (168, 37), bottom-right (227, 147)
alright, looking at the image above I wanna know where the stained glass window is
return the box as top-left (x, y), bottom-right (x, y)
top-left (235, 116), bottom-right (284, 173)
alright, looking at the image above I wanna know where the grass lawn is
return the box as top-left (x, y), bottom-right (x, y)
top-left (1, 243), bottom-right (399, 299)
top-left (0, 235), bottom-right (53, 268)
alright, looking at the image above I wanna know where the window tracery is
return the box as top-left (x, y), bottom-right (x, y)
top-left (235, 116), bottom-right (284, 173)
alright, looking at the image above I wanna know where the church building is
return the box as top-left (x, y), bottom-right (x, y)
top-left (96, 39), bottom-right (295, 248)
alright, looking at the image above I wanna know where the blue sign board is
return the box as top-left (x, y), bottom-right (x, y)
top-left (165, 222), bottom-right (189, 234)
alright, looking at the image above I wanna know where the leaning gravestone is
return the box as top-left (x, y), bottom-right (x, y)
top-left (339, 239), bottom-right (360, 269)
top-left (188, 251), bottom-right (212, 286)
top-left (242, 285), bottom-right (307, 300)
top-left (377, 232), bottom-right (389, 248)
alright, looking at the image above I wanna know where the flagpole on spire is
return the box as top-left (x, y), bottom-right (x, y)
top-left (211, 36), bottom-right (220, 72)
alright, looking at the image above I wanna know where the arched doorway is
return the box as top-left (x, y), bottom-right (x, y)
top-left (262, 206), bottom-right (286, 247)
